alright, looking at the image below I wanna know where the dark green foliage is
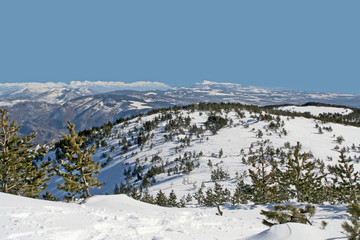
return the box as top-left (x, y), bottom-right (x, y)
top-left (186, 193), bottom-right (193, 202)
top-left (337, 135), bottom-right (345, 144)
top-left (202, 183), bottom-right (229, 207)
top-left (204, 187), bottom-right (215, 207)
top-left (246, 142), bottom-right (288, 204)
top-left (328, 150), bottom-right (360, 203)
top-left (56, 121), bottom-right (103, 199)
top-left (213, 182), bottom-right (229, 206)
top-left (137, 132), bottom-right (148, 146)
top-left (261, 204), bottom-right (316, 227)
top-left (0, 108), bottom-right (51, 198)
top-left (194, 183), bottom-right (205, 205)
top-left (140, 176), bottom-right (150, 190)
top-left (155, 190), bottom-right (168, 207)
top-left (211, 167), bottom-right (230, 181)
top-left (218, 148), bottom-right (223, 158)
top-left (168, 190), bottom-right (178, 207)
top-left (282, 142), bottom-right (325, 203)
top-left (231, 179), bottom-right (252, 205)
top-left (256, 129), bottom-right (263, 139)
top-left (205, 115), bottom-right (228, 134)
top-left (145, 165), bottom-right (164, 178)
top-left (42, 191), bottom-right (59, 201)
top-left (113, 184), bottom-right (120, 194)
top-left (101, 139), bottom-right (108, 148)
top-left (141, 190), bottom-right (155, 204)
top-left (247, 145), bottom-right (274, 204)
top-left (131, 186), bottom-right (141, 200)
top-left (119, 182), bottom-right (131, 194)
top-left (342, 202), bottom-right (360, 240)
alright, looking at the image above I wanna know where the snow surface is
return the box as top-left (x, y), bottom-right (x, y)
top-left (129, 101), bottom-right (152, 110)
top-left (0, 193), bottom-right (348, 240)
top-left (2, 105), bottom-right (358, 239)
top-left (278, 105), bottom-right (353, 116)
top-left (48, 106), bottom-right (359, 198)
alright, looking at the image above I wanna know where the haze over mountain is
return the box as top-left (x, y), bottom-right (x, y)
top-left (0, 80), bottom-right (359, 144)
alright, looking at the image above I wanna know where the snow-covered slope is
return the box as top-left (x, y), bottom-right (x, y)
top-left (277, 105), bottom-right (353, 116)
top-left (2, 104), bottom-right (360, 239)
top-left (0, 193), bottom-right (347, 240)
top-left (39, 104), bottom-right (360, 206)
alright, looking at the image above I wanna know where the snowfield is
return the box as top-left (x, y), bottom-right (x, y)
top-left (0, 193), bottom-right (348, 240)
top-left (277, 105), bottom-right (353, 116)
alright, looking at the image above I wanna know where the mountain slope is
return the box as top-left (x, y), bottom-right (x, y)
top-left (3, 103), bottom-right (360, 239)
top-left (44, 103), bottom-right (360, 200)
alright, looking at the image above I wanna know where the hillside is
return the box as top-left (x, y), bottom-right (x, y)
top-left (2, 102), bottom-right (360, 239)
top-left (45, 103), bottom-right (360, 201)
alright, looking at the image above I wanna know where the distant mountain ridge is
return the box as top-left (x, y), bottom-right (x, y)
top-left (0, 80), bottom-right (359, 144)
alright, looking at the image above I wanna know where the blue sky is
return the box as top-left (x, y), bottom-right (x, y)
top-left (0, 0), bottom-right (359, 94)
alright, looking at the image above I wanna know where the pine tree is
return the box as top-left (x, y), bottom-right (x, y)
top-left (204, 187), bottom-right (215, 207)
top-left (155, 190), bottom-right (168, 207)
top-left (261, 204), bottom-right (316, 227)
top-left (113, 184), bottom-right (120, 194)
top-left (167, 190), bottom-right (178, 207)
top-left (131, 186), bottom-right (141, 200)
top-left (178, 196), bottom-right (186, 208)
top-left (42, 191), bottom-right (59, 201)
top-left (231, 179), bottom-right (252, 205)
top-left (342, 202), bottom-right (360, 240)
top-left (119, 182), bottom-right (128, 194)
top-left (328, 150), bottom-right (360, 203)
top-left (218, 148), bottom-right (223, 158)
top-left (248, 145), bottom-right (276, 204)
top-left (213, 182), bottom-right (227, 205)
top-left (194, 183), bottom-right (205, 205)
top-left (141, 190), bottom-right (155, 204)
top-left (186, 193), bottom-right (193, 203)
top-left (283, 142), bottom-right (325, 203)
top-left (56, 121), bottom-right (103, 199)
top-left (0, 108), bottom-right (51, 198)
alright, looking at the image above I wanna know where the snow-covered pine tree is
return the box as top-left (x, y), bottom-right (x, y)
top-left (194, 182), bottom-right (205, 205)
top-left (56, 121), bottom-right (103, 199)
top-left (328, 149), bottom-right (360, 203)
top-left (213, 182), bottom-right (228, 206)
top-left (203, 187), bottom-right (215, 207)
top-left (247, 145), bottom-right (276, 204)
top-left (342, 202), bottom-right (360, 240)
top-left (261, 204), bottom-right (316, 227)
top-left (0, 108), bottom-right (51, 198)
top-left (282, 142), bottom-right (325, 203)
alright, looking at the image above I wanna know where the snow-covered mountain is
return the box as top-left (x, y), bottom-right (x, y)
top-left (1, 80), bottom-right (359, 144)
top-left (44, 103), bottom-right (360, 197)
top-left (2, 103), bottom-right (359, 239)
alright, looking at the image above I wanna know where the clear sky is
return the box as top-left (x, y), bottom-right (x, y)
top-left (0, 0), bottom-right (359, 94)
